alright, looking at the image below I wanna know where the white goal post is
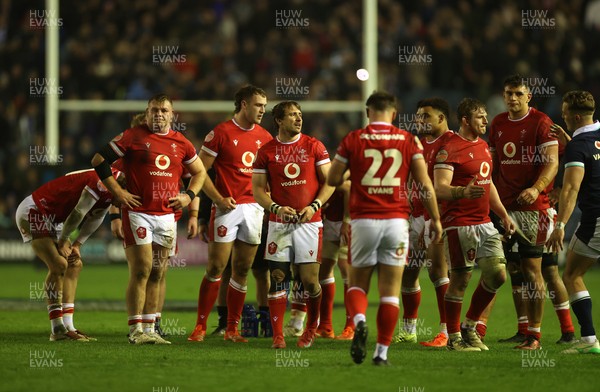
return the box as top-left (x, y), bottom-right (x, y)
top-left (46, 0), bottom-right (378, 160)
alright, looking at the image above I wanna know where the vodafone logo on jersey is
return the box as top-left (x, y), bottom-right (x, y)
top-left (149, 154), bottom-right (173, 177)
top-left (479, 162), bottom-right (491, 178)
top-left (595, 141), bottom-right (600, 150)
top-left (284, 163), bottom-right (300, 179)
top-left (136, 227), bottom-right (147, 239)
top-left (155, 154), bottom-right (171, 170)
top-left (503, 142), bottom-right (517, 158)
top-left (281, 163), bottom-right (307, 186)
top-left (239, 151), bottom-right (255, 173)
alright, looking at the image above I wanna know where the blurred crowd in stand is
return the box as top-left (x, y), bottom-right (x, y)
top-left (1, 0), bottom-right (598, 238)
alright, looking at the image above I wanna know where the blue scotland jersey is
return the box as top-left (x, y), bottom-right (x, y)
top-left (564, 122), bottom-right (600, 243)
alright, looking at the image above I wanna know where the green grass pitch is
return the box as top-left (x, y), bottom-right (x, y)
top-left (1, 263), bottom-right (599, 392)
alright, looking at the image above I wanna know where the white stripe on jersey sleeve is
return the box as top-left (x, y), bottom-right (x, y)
top-left (565, 161), bottom-right (585, 168)
top-left (201, 145), bottom-right (218, 157)
top-left (538, 140), bottom-right (559, 148)
top-left (316, 158), bottom-right (331, 166)
top-left (84, 185), bottom-right (100, 201)
top-left (109, 141), bottom-right (125, 157)
top-left (411, 153), bottom-right (424, 160)
top-left (253, 168), bottom-right (267, 174)
top-left (434, 163), bottom-right (454, 171)
top-left (183, 154), bottom-right (198, 165)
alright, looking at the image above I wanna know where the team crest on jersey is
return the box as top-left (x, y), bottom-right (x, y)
top-left (136, 227), bottom-right (147, 239)
top-left (145, 142), bottom-right (151, 149)
top-left (268, 242), bottom-right (278, 255)
top-left (309, 250), bottom-right (314, 256)
top-left (204, 130), bottom-right (215, 143)
top-left (469, 152), bottom-right (474, 159)
top-left (467, 248), bottom-right (476, 261)
top-left (396, 243), bottom-right (406, 257)
top-left (217, 225), bottom-right (227, 237)
top-left (112, 133), bottom-right (123, 143)
top-left (595, 141), bottom-right (600, 149)
top-left (233, 139), bottom-right (238, 146)
top-left (256, 140), bottom-right (262, 149)
top-left (435, 150), bottom-right (448, 163)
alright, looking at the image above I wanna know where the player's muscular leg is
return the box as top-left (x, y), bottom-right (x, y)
top-left (144, 245), bottom-right (169, 315)
top-left (337, 249), bottom-right (349, 281)
top-left (446, 269), bottom-right (472, 298)
top-left (562, 252), bottom-right (596, 294)
top-left (231, 240), bottom-right (259, 287)
top-left (378, 264), bottom-right (403, 298)
top-left (269, 262), bottom-right (291, 293)
top-left (521, 257), bottom-right (544, 327)
top-left (218, 263), bottom-right (232, 306)
top-left (402, 247), bottom-right (421, 290)
top-left (349, 265), bottom-right (375, 293)
top-left (252, 266), bottom-right (269, 307)
top-left (206, 241), bottom-right (234, 278)
top-left (503, 255), bottom-right (528, 322)
top-left (427, 241), bottom-right (448, 282)
top-left (62, 256), bottom-right (83, 303)
top-left (32, 238), bottom-right (67, 305)
top-left (298, 263), bottom-right (321, 296)
top-left (319, 256), bottom-right (336, 281)
top-left (125, 244), bottom-right (153, 316)
top-left (478, 257), bottom-right (507, 291)
top-left (542, 265), bottom-right (569, 304)
top-left (158, 264), bottom-right (167, 313)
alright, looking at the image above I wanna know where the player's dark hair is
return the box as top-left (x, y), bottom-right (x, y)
top-left (457, 98), bottom-right (486, 123)
top-left (147, 93), bottom-right (173, 105)
top-left (417, 97), bottom-right (450, 122)
top-left (503, 74), bottom-right (529, 91)
top-left (271, 101), bottom-right (301, 126)
top-left (563, 91), bottom-right (595, 115)
top-left (234, 85), bottom-right (267, 113)
top-left (365, 91), bottom-right (397, 111)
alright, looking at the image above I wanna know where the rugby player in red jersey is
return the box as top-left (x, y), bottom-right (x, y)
top-left (434, 98), bottom-right (514, 351)
top-left (253, 100), bottom-right (334, 349)
top-left (188, 85), bottom-right (273, 343)
top-left (16, 168), bottom-right (123, 341)
top-left (328, 91), bottom-right (442, 365)
top-left (91, 94), bottom-right (206, 344)
top-left (317, 181), bottom-right (351, 339)
top-left (394, 98), bottom-right (453, 348)
top-left (489, 75), bottom-right (560, 349)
